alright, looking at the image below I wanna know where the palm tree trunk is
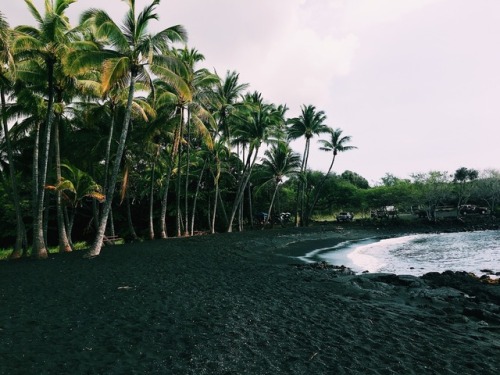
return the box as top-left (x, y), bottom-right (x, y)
top-left (100, 108), bottom-right (115, 233)
top-left (159, 167), bottom-right (173, 239)
top-left (295, 140), bottom-right (309, 227)
top-left (108, 207), bottom-right (116, 237)
top-left (1, 87), bottom-right (27, 259)
top-left (148, 162), bottom-right (155, 240)
top-left (53, 114), bottom-right (71, 252)
top-left (160, 133), bottom-right (181, 239)
top-left (263, 182), bottom-right (280, 228)
top-left (43, 195), bottom-right (50, 248)
top-left (32, 122), bottom-right (40, 242)
top-left (63, 205), bottom-right (75, 251)
top-left (211, 183), bottom-right (218, 234)
top-left (103, 107), bottom-right (115, 195)
top-left (86, 74), bottom-right (137, 257)
top-left (184, 108), bottom-right (191, 236)
top-left (248, 183), bottom-right (254, 229)
top-left (300, 139), bottom-right (311, 226)
top-left (33, 62), bottom-right (56, 259)
top-left (176, 152), bottom-right (183, 237)
top-left (307, 153), bottom-right (336, 221)
top-left (190, 160), bottom-right (206, 235)
top-left (227, 150), bottom-right (258, 232)
top-left (217, 187), bottom-right (228, 228)
top-left (126, 192), bottom-right (138, 240)
top-left (176, 110), bottom-right (184, 237)
top-left (210, 164), bottom-right (220, 234)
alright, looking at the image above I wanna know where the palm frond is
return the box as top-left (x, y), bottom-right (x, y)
top-left (151, 64), bottom-right (192, 102)
top-left (86, 9), bottom-right (129, 52)
top-left (135, 0), bottom-right (160, 42)
top-left (65, 49), bottom-right (118, 75)
top-left (101, 56), bottom-right (130, 94)
top-left (24, 0), bottom-right (44, 25)
top-left (150, 25), bottom-right (188, 51)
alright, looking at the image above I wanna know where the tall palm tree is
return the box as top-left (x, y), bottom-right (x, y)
top-left (307, 127), bottom-right (356, 219)
top-left (287, 104), bottom-right (330, 226)
top-left (258, 141), bottom-right (301, 227)
top-left (174, 47), bottom-right (217, 236)
top-left (0, 11), bottom-right (28, 258)
top-left (72, 68), bottom-right (154, 240)
top-left (153, 47), bottom-right (217, 236)
top-left (74, 0), bottom-right (187, 257)
top-left (13, 0), bottom-right (77, 258)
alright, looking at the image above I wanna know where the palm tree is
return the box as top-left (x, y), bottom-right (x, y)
top-left (0, 11), bottom-right (28, 258)
top-left (153, 47), bottom-right (217, 236)
top-left (149, 80), bottom-right (179, 239)
top-left (211, 70), bottom-right (249, 143)
top-left (74, 0), bottom-right (187, 257)
top-left (307, 127), bottom-right (356, 219)
top-left (287, 104), bottom-right (330, 226)
top-left (227, 92), bottom-right (283, 232)
top-left (174, 48), bottom-right (217, 236)
top-left (46, 163), bottom-right (105, 246)
top-left (206, 138), bottom-right (230, 233)
top-left (13, 0), bottom-right (77, 258)
top-left (258, 141), bottom-right (301, 227)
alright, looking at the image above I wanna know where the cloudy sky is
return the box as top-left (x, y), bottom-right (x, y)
top-left (3, 0), bottom-right (499, 184)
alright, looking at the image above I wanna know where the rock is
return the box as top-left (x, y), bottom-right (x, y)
top-left (480, 269), bottom-right (494, 274)
top-left (292, 261), bottom-right (356, 275)
top-left (412, 287), bottom-right (468, 300)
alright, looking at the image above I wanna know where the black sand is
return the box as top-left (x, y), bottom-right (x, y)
top-left (1, 224), bottom-right (499, 374)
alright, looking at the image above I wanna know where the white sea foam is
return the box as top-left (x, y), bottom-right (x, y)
top-left (304, 230), bottom-right (500, 276)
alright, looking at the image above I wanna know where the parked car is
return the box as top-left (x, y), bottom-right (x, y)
top-left (459, 205), bottom-right (489, 215)
top-left (336, 212), bottom-right (353, 222)
top-left (253, 212), bottom-right (268, 224)
top-left (371, 206), bottom-right (398, 219)
top-left (253, 212), bottom-right (292, 226)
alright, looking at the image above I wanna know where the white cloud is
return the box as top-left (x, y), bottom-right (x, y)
top-left (333, 0), bottom-right (445, 32)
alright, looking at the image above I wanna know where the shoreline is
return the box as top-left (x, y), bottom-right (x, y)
top-left (1, 221), bottom-right (499, 374)
top-left (298, 229), bottom-right (500, 278)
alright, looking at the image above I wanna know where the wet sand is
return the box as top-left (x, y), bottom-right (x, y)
top-left (1, 223), bottom-right (499, 374)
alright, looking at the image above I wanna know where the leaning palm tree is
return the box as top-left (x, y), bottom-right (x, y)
top-left (258, 141), bottom-right (301, 227)
top-left (307, 127), bottom-right (356, 219)
top-left (287, 104), bottom-right (330, 226)
top-left (73, 0), bottom-right (187, 257)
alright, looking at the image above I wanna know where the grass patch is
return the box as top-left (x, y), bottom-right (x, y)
top-left (0, 241), bottom-right (89, 261)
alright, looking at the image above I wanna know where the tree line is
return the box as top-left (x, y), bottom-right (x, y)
top-left (0, 0), bottom-right (358, 259)
top-left (0, 1), bottom-right (498, 260)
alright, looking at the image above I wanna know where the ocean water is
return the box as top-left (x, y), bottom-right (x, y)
top-left (302, 230), bottom-right (500, 276)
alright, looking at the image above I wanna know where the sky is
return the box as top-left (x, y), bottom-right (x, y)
top-left (2, 0), bottom-right (499, 185)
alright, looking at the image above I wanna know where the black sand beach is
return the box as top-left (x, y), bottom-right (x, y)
top-left (1, 223), bottom-right (499, 374)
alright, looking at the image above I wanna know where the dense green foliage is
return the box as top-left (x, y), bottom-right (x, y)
top-left (0, 2), bottom-right (498, 257)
